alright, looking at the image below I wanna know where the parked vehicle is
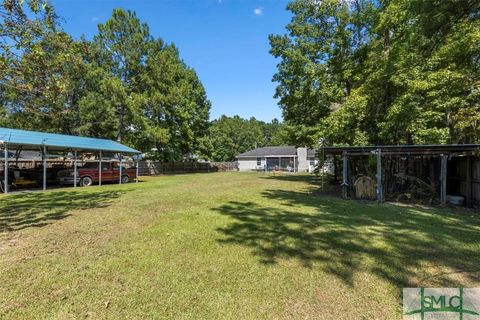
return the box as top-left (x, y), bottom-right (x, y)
top-left (57, 162), bottom-right (136, 187)
top-left (0, 166), bottom-right (39, 192)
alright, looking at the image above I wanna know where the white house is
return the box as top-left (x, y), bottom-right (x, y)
top-left (236, 146), bottom-right (319, 172)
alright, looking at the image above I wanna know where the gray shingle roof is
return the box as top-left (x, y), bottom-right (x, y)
top-left (307, 149), bottom-right (317, 157)
top-left (237, 146), bottom-right (317, 158)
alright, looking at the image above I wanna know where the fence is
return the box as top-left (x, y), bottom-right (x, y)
top-left (209, 162), bottom-right (238, 172)
top-left (138, 161), bottom-right (238, 175)
top-left (138, 161), bottom-right (210, 175)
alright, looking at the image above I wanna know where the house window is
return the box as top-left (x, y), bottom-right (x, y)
top-left (309, 157), bottom-right (315, 166)
top-left (256, 157), bottom-right (261, 166)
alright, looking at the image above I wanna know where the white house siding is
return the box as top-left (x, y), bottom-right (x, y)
top-left (236, 147), bottom-right (319, 172)
top-left (238, 157), bottom-right (263, 171)
top-left (308, 158), bottom-right (319, 173)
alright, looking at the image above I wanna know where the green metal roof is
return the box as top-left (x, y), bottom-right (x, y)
top-left (0, 127), bottom-right (140, 153)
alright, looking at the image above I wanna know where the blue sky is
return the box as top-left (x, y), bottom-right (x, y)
top-left (51, 0), bottom-right (292, 122)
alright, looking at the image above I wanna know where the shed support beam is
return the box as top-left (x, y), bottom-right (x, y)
top-left (4, 143), bottom-right (8, 193)
top-left (440, 154), bottom-right (448, 205)
top-left (466, 156), bottom-right (471, 207)
top-left (42, 145), bottom-right (47, 191)
top-left (73, 150), bottom-right (77, 188)
top-left (376, 148), bottom-right (384, 203)
top-left (99, 151), bottom-right (102, 186)
top-left (342, 152), bottom-right (348, 198)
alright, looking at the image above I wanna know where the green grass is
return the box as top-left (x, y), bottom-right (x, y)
top-left (0, 172), bottom-right (479, 319)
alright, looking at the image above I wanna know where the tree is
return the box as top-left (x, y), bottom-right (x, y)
top-left (94, 9), bottom-right (150, 143)
top-left (199, 116), bottom-right (288, 162)
top-left (1, 0), bottom-right (58, 129)
top-left (1, 5), bottom-right (212, 159)
top-left (270, 0), bottom-right (480, 146)
top-left (269, 0), bottom-right (374, 127)
top-left (137, 41), bottom-right (211, 161)
top-left (2, 31), bottom-right (89, 133)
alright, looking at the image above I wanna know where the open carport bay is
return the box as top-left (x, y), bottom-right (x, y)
top-left (0, 128), bottom-right (140, 193)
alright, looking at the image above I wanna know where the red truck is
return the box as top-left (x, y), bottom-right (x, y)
top-left (57, 162), bottom-right (136, 187)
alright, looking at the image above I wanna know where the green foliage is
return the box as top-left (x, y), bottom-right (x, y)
top-left (139, 42), bottom-right (210, 161)
top-left (198, 115), bottom-right (289, 161)
top-left (0, 5), bottom-right (211, 160)
top-left (271, 0), bottom-right (480, 145)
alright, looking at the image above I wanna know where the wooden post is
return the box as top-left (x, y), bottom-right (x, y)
top-left (73, 150), bottom-right (77, 188)
top-left (376, 148), bottom-right (384, 203)
top-left (466, 156), bottom-right (472, 207)
top-left (3, 143), bottom-right (8, 193)
top-left (440, 154), bottom-right (448, 205)
top-left (342, 152), bottom-right (348, 198)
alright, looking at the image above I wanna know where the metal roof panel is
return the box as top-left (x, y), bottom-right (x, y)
top-left (0, 128), bottom-right (140, 153)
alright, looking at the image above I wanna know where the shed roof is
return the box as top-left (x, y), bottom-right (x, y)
top-left (323, 144), bottom-right (480, 156)
top-left (237, 146), bottom-right (316, 158)
top-left (0, 127), bottom-right (140, 153)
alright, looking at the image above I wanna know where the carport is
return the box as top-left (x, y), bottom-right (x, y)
top-left (0, 127), bottom-right (141, 193)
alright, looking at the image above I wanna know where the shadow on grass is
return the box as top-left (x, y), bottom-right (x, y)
top-left (260, 174), bottom-right (322, 183)
top-left (214, 176), bottom-right (480, 290)
top-left (0, 188), bottom-right (129, 232)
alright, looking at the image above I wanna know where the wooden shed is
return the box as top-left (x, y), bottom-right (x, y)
top-left (322, 144), bottom-right (480, 207)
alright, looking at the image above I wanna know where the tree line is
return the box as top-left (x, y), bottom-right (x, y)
top-left (270, 0), bottom-right (480, 147)
top-left (1, 1), bottom-right (210, 161)
top-left (198, 115), bottom-right (289, 162)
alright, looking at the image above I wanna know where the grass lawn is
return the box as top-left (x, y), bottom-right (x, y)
top-left (0, 172), bottom-right (479, 319)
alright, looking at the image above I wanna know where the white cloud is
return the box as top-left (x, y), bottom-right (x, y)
top-left (253, 7), bottom-right (263, 16)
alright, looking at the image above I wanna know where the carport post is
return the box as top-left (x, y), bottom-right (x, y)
top-left (42, 145), bottom-right (47, 191)
top-left (3, 143), bottom-right (8, 193)
top-left (136, 158), bottom-right (139, 183)
top-left (119, 154), bottom-right (123, 184)
top-left (73, 150), bottom-right (77, 188)
top-left (98, 151), bottom-right (102, 186)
